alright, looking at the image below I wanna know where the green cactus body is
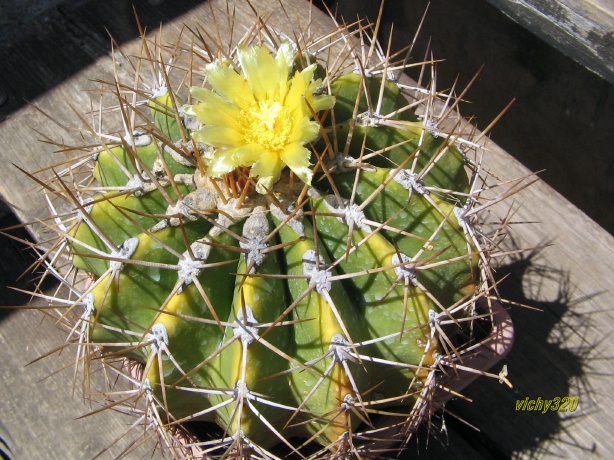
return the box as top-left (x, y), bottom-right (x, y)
top-left (143, 226), bottom-right (239, 421)
top-left (272, 205), bottom-right (371, 444)
top-left (88, 221), bottom-right (209, 348)
top-left (75, 63), bottom-right (475, 454)
top-left (207, 211), bottom-right (294, 448)
top-left (149, 88), bottom-right (188, 144)
top-left (29, 12), bottom-right (513, 459)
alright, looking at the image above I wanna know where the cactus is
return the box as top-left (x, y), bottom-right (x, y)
top-left (21, 3), bottom-right (522, 459)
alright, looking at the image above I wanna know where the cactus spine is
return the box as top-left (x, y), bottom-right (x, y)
top-left (24, 3), bottom-right (518, 458)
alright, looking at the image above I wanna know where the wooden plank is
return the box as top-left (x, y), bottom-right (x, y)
top-left (332, 0), bottom-right (614, 83)
top-left (0, 308), bottom-right (161, 459)
top-left (0, 0), bottom-right (613, 458)
top-left (441, 139), bottom-right (614, 459)
top-left (0, 0), bottom-right (216, 122)
top-left (403, 85), bottom-right (614, 458)
top-left (485, 0), bottom-right (614, 84)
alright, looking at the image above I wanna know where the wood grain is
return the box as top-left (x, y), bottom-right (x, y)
top-left (485, 0), bottom-right (614, 84)
top-left (0, 0), bottom-right (613, 458)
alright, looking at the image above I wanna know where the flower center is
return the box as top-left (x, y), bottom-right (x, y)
top-left (242, 100), bottom-right (292, 152)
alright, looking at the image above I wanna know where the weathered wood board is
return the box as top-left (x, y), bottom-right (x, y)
top-left (0, 0), bottom-right (613, 458)
top-left (485, 0), bottom-right (614, 85)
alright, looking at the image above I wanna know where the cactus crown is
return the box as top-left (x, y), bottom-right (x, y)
top-left (23, 3), bottom-right (523, 459)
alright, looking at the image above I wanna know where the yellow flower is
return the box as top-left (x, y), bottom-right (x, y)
top-left (186, 41), bottom-right (335, 194)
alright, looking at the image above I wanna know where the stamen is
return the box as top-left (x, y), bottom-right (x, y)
top-left (242, 101), bottom-right (293, 152)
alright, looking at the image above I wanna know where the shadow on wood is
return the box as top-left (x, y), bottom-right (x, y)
top-left (0, 0), bottom-right (210, 122)
top-left (0, 201), bottom-right (57, 318)
top-left (408, 249), bottom-right (602, 459)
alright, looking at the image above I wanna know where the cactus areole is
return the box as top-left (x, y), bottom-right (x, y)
top-left (29, 7), bottom-right (515, 459)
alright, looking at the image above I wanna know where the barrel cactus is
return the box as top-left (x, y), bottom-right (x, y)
top-left (24, 3), bottom-right (517, 459)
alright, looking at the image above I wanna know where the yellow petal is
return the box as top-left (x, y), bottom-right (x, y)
top-left (298, 63), bottom-right (316, 84)
top-left (284, 69), bottom-right (310, 116)
top-left (208, 144), bottom-right (263, 177)
top-left (307, 90), bottom-right (336, 114)
top-left (207, 149), bottom-right (239, 176)
top-left (249, 150), bottom-right (284, 193)
top-left (306, 77), bottom-right (334, 111)
top-left (237, 45), bottom-right (278, 101)
top-left (280, 142), bottom-right (313, 185)
top-left (290, 116), bottom-right (319, 144)
top-left (186, 88), bottom-right (242, 131)
top-left (192, 125), bottom-right (244, 148)
top-left (232, 143), bottom-right (263, 167)
top-left (275, 42), bottom-right (293, 102)
top-left (206, 63), bottom-right (254, 111)
top-left (189, 86), bottom-right (215, 104)
top-left (275, 40), bottom-right (295, 74)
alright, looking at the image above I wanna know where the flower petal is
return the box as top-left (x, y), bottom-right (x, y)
top-left (275, 41), bottom-right (293, 101)
top-left (307, 90), bottom-right (336, 114)
top-left (289, 116), bottom-right (319, 144)
top-left (206, 63), bottom-right (254, 110)
top-left (276, 40), bottom-right (295, 75)
top-left (207, 143), bottom-right (263, 177)
top-left (284, 67), bottom-right (311, 116)
top-left (280, 142), bottom-right (313, 186)
top-left (237, 44), bottom-right (278, 101)
top-left (207, 149), bottom-right (239, 176)
top-left (192, 125), bottom-right (244, 148)
top-left (249, 150), bottom-right (285, 193)
top-left (232, 143), bottom-right (263, 167)
top-left (187, 88), bottom-right (242, 130)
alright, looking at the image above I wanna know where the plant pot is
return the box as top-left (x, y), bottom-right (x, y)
top-left (434, 299), bottom-right (514, 407)
top-left (352, 299), bottom-right (514, 454)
